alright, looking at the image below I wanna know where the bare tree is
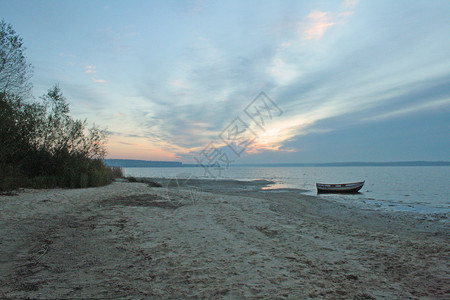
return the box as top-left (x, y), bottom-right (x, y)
top-left (0, 19), bottom-right (33, 98)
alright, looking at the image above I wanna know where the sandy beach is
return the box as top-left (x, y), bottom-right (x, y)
top-left (0, 179), bottom-right (448, 299)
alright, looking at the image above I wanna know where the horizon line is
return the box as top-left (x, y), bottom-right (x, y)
top-left (104, 159), bottom-right (450, 167)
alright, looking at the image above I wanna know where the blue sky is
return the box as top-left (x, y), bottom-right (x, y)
top-left (1, 0), bottom-right (449, 163)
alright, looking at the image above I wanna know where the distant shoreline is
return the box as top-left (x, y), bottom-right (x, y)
top-left (104, 159), bottom-right (450, 168)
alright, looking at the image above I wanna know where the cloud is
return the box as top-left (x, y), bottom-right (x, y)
top-left (268, 57), bottom-right (300, 86)
top-left (85, 65), bottom-right (96, 74)
top-left (106, 131), bottom-right (144, 139)
top-left (85, 65), bottom-right (106, 83)
top-left (297, 0), bottom-right (359, 40)
top-left (301, 11), bottom-right (336, 40)
top-left (338, 11), bottom-right (354, 17)
top-left (131, 36), bottom-right (283, 159)
top-left (117, 0), bottom-right (448, 162)
top-left (92, 78), bottom-right (106, 83)
top-left (58, 82), bottom-right (110, 112)
top-left (117, 141), bottom-right (139, 146)
top-left (170, 80), bottom-right (188, 88)
top-left (360, 75), bottom-right (450, 122)
top-left (132, 13), bottom-right (343, 159)
top-left (252, 11), bottom-right (450, 157)
top-left (343, 0), bottom-right (359, 9)
top-left (267, 66), bottom-right (450, 161)
top-left (364, 98), bottom-right (450, 122)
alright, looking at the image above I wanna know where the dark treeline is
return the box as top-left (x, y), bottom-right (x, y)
top-left (0, 20), bottom-right (122, 191)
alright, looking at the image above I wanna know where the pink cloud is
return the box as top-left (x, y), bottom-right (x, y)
top-left (85, 65), bottom-right (96, 74)
top-left (299, 1), bottom-right (358, 41)
top-left (301, 11), bottom-right (335, 40)
top-left (92, 78), bottom-right (106, 83)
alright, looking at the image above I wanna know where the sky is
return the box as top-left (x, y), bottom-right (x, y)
top-left (1, 0), bottom-right (449, 164)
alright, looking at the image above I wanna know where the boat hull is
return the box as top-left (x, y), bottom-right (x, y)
top-left (316, 181), bottom-right (365, 194)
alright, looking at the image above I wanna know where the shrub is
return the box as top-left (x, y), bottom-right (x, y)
top-left (0, 90), bottom-right (117, 191)
top-left (110, 166), bottom-right (124, 179)
top-left (127, 176), bottom-right (138, 182)
top-left (30, 175), bottom-right (57, 189)
top-left (0, 21), bottom-right (119, 192)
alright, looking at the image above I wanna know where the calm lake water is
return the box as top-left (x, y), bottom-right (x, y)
top-left (123, 166), bottom-right (450, 214)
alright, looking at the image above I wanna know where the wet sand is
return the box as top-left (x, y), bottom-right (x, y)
top-left (0, 179), bottom-right (448, 299)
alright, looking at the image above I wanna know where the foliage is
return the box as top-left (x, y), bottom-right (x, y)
top-left (0, 19), bottom-right (33, 98)
top-left (0, 20), bottom-right (121, 191)
top-left (110, 166), bottom-right (124, 179)
top-left (34, 85), bottom-right (107, 159)
top-left (0, 88), bottom-right (121, 191)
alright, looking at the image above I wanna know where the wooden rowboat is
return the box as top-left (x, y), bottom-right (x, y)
top-left (316, 181), bottom-right (365, 194)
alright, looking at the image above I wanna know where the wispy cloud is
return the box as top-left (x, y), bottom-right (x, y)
top-left (129, 1), bottom-right (362, 159)
top-left (301, 11), bottom-right (336, 40)
top-left (298, 0), bottom-right (359, 40)
top-left (92, 78), bottom-right (106, 83)
top-left (170, 79), bottom-right (189, 89)
top-left (343, 0), bottom-right (359, 9)
top-left (84, 65), bottom-right (106, 83)
top-left (364, 98), bottom-right (450, 122)
top-left (78, 0), bottom-right (448, 162)
top-left (267, 57), bottom-right (300, 86)
top-left (85, 65), bottom-right (96, 74)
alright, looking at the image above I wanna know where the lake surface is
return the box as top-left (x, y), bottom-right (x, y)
top-left (123, 166), bottom-right (450, 214)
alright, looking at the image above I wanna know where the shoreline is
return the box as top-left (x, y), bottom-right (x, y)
top-left (122, 165), bottom-right (450, 215)
top-left (1, 179), bottom-right (448, 298)
top-left (147, 176), bottom-right (450, 218)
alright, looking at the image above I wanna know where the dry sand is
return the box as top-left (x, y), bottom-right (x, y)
top-left (0, 179), bottom-right (448, 299)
